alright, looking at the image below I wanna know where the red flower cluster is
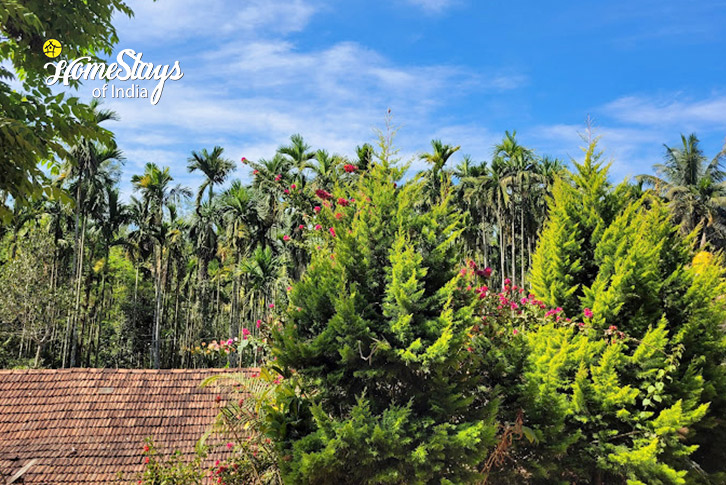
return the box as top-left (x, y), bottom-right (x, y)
top-left (337, 197), bottom-right (349, 206)
top-left (315, 189), bottom-right (333, 200)
top-left (343, 164), bottom-right (357, 173)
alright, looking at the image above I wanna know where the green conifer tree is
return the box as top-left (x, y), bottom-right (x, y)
top-left (530, 138), bottom-right (622, 315)
top-left (266, 138), bottom-right (499, 484)
top-left (527, 141), bottom-right (726, 482)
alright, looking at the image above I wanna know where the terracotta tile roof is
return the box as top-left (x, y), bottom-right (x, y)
top-left (0, 368), bottom-right (253, 484)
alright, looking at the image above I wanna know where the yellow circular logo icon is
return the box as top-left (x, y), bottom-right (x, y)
top-left (43, 39), bottom-right (62, 58)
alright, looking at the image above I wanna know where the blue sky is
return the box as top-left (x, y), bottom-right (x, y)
top-left (84, 0), bottom-right (726, 195)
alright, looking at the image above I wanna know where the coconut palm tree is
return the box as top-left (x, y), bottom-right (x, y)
top-left (637, 134), bottom-right (726, 247)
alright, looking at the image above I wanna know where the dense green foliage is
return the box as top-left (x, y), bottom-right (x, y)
top-left (267, 141), bottom-right (499, 484)
top-left (515, 139), bottom-right (726, 483)
top-left (0, 123), bottom-right (570, 369)
top-left (0, 0), bottom-right (133, 221)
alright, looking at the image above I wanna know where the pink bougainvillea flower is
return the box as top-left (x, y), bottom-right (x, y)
top-left (337, 197), bottom-right (350, 207)
top-left (583, 308), bottom-right (594, 318)
top-left (291, 184), bottom-right (297, 189)
top-left (344, 164), bottom-right (357, 173)
top-left (253, 169), bottom-right (259, 175)
top-left (284, 189), bottom-right (289, 194)
top-left (269, 303), bottom-right (275, 309)
top-left (242, 328), bottom-right (250, 339)
top-left (256, 319), bottom-right (261, 328)
top-left (314, 206), bottom-right (321, 213)
top-left (314, 224), bottom-right (322, 230)
top-left (329, 227), bottom-right (336, 237)
top-left (240, 157), bottom-right (247, 163)
top-left (315, 189), bottom-right (333, 200)
top-left (226, 442), bottom-right (234, 450)
top-left (274, 174), bottom-right (282, 181)
top-left (283, 235), bottom-right (290, 241)
top-left (335, 212), bottom-right (343, 220)
top-left (299, 224), bottom-right (305, 229)
top-left (504, 278), bottom-right (511, 285)
top-left (513, 329), bottom-right (519, 335)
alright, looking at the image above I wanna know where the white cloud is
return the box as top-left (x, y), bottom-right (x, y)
top-left (602, 95), bottom-right (726, 130)
top-left (117, 0), bottom-right (316, 42)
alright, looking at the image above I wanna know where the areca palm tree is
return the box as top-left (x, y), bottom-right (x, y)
top-left (420, 139), bottom-right (461, 204)
top-left (494, 131), bottom-right (536, 286)
top-left (64, 100), bottom-right (123, 368)
top-left (637, 134), bottom-right (726, 247)
top-left (240, 245), bottom-right (284, 365)
top-left (278, 134), bottom-right (315, 185)
top-left (486, 157), bottom-right (511, 286)
top-left (309, 150), bottom-right (342, 191)
top-left (220, 181), bottom-right (260, 348)
top-left (187, 146), bottom-right (235, 208)
top-left (131, 163), bottom-right (191, 368)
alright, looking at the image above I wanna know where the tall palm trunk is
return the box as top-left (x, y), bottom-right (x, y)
top-left (497, 202), bottom-right (505, 288)
top-left (520, 205), bottom-right (525, 286)
top-left (70, 215), bottom-right (87, 367)
top-left (152, 245), bottom-right (163, 369)
top-left (510, 208), bottom-right (516, 286)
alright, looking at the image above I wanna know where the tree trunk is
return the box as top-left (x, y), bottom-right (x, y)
top-left (520, 205), bottom-right (525, 286)
top-left (497, 205), bottom-right (505, 288)
top-left (70, 216), bottom-right (87, 367)
top-left (511, 209), bottom-right (516, 286)
top-left (152, 246), bottom-right (163, 369)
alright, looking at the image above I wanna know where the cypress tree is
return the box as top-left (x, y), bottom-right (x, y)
top-left (527, 142), bottom-right (726, 482)
top-left (267, 142), bottom-right (498, 484)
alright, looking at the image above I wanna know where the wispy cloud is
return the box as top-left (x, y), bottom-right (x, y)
top-left (602, 95), bottom-right (726, 131)
top-left (99, 0), bottom-right (525, 194)
top-left (403, 0), bottom-right (460, 14)
top-left (119, 0), bottom-right (317, 42)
